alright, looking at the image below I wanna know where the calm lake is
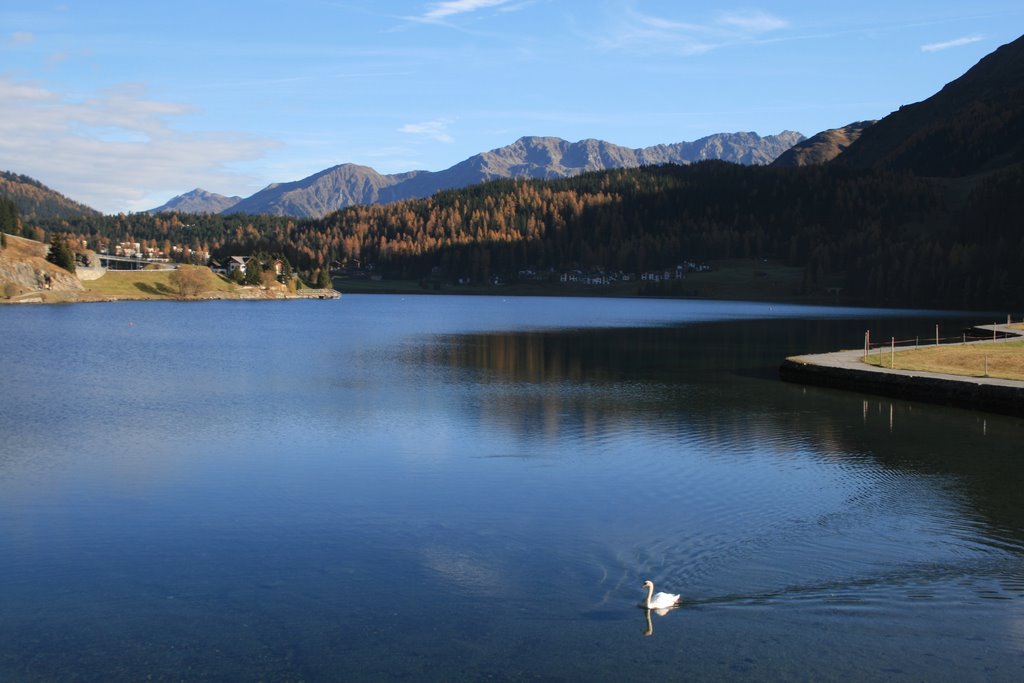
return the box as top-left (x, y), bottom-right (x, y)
top-left (1, 295), bottom-right (1023, 681)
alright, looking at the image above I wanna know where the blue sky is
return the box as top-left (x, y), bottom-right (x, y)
top-left (1, 1), bottom-right (1022, 213)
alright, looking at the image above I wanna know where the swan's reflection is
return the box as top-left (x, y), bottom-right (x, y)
top-left (642, 606), bottom-right (676, 636)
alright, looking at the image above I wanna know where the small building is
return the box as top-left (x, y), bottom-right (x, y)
top-left (228, 256), bottom-right (250, 276)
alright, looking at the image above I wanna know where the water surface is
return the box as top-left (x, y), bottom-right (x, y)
top-left (1, 296), bottom-right (1022, 681)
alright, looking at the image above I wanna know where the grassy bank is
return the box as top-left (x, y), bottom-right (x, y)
top-left (864, 339), bottom-right (1024, 381)
top-left (83, 267), bottom-right (238, 300)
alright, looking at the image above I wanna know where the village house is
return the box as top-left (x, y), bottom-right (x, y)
top-left (228, 256), bottom-right (250, 276)
top-left (115, 242), bottom-right (142, 258)
top-left (640, 263), bottom-right (710, 282)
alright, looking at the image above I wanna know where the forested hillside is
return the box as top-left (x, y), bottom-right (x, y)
top-left (27, 158), bottom-right (1023, 308)
top-left (0, 171), bottom-right (100, 220)
top-left (835, 34), bottom-right (1024, 176)
top-left (0, 198), bottom-right (18, 239)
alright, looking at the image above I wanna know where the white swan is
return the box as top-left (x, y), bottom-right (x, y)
top-left (642, 580), bottom-right (680, 610)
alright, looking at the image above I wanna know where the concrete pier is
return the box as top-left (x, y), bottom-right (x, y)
top-left (780, 325), bottom-right (1024, 416)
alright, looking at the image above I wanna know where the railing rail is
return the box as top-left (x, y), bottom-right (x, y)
top-left (861, 317), bottom-right (1024, 368)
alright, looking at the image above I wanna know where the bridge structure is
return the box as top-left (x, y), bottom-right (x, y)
top-left (94, 254), bottom-right (177, 271)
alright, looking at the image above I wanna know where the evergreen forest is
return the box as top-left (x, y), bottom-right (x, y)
top-left (24, 159), bottom-right (1024, 309)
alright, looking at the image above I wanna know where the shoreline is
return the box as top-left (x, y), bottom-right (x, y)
top-left (1, 235), bottom-right (341, 304)
top-left (1, 287), bottom-right (340, 305)
top-left (780, 325), bottom-right (1024, 416)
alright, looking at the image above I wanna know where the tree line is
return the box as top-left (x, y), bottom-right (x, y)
top-left (0, 198), bottom-right (16, 249)
top-left (21, 160), bottom-right (1024, 309)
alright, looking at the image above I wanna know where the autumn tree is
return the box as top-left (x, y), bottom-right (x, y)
top-left (259, 269), bottom-right (279, 289)
top-left (169, 266), bottom-right (207, 298)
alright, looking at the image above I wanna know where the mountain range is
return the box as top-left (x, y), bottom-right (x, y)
top-left (154, 188), bottom-right (243, 214)
top-left (150, 131), bottom-right (805, 218)
top-left (0, 171), bottom-right (101, 220)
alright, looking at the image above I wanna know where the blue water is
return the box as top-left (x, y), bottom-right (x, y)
top-left (2, 296), bottom-right (1023, 681)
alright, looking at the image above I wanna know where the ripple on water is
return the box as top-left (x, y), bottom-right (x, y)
top-left (578, 423), bottom-right (1024, 619)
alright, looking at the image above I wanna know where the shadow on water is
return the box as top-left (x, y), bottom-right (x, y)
top-left (413, 315), bottom-right (1024, 548)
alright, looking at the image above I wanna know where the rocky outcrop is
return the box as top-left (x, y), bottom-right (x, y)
top-left (0, 234), bottom-right (84, 298)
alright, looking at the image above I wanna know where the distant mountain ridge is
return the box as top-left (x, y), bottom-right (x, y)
top-left (771, 121), bottom-right (876, 167)
top-left (154, 131), bottom-right (805, 218)
top-left (150, 188), bottom-right (242, 214)
top-left (226, 164), bottom-right (423, 218)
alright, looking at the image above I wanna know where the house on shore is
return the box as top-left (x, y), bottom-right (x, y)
top-left (228, 256), bottom-right (250, 276)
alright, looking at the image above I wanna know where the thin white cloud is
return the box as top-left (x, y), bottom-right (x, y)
top-left (398, 119), bottom-right (455, 143)
top-left (633, 12), bottom-right (708, 33)
top-left (497, 0), bottom-right (535, 13)
top-left (422, 0), bottom-right (513, 20)
top-left (0, 78), bottom-right (55, 102)
top-left (921, 35), bottom-right (983, 52)
top-left (0, 76), bottom-right (279, 213)
top-left (45, 52), bottom-right (68, 68)
top-left (593, 8), bottom-right (712, 55)
top-left (592, 6), bottom-right (788, 56)
top-left (718, 10), bottom-right (789, 33)
top-left (8, 31), bottom-right (34, 46)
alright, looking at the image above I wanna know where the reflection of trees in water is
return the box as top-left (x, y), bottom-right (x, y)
top-left (839, 397), bottom-right (1024, 549)
top-left (409, 320), bottom-right (1024, 548)
top-left (416, 314), bottom-right (981, 386)
top-left (408, 326), bottom-right (710, 448)
top-left (417, 329), bottom-right (660, 385)
top-left (415, 321), bottom-right (798, 386)
top-left (407, 319), bottom-right (900, 450)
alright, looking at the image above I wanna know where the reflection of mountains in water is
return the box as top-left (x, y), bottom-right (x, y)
top-left (408, 319), bottom-right (1024, 551)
